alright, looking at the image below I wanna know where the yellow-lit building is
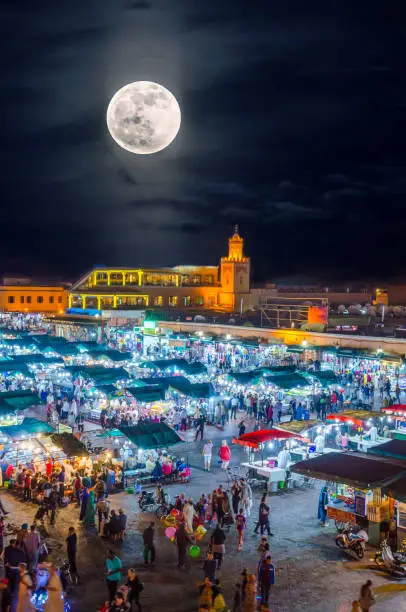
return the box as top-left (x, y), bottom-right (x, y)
top-left (69, 227), bottom-right (251, 312)
top-left (0, 283), bottom-right (68, 314)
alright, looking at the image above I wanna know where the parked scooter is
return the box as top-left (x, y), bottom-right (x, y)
top-left (374, 539), bottom-right (406, 577)
top-left (138, 490), bottom-right (155, 511)
top-left (335, 525), bottom-right (368, 559)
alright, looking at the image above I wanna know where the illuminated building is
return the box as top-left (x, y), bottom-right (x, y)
top-left (0, 277), bottom-right (68, 314)
top-left (69, 227), bottom-right (251, 312)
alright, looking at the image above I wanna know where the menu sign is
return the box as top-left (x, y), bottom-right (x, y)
top-left (327, 507), bottom-right (356, 524)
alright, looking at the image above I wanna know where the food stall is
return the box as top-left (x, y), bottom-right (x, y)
top-left (326, 410), bottom-right (388, 451)
top-left (292, 452), bottom-right (406, 545)
top-left (233, 429), bottom-right (304, 492)
top-left (382, 405), bottom-right (406, 440)
top-left (116, 421), bottom-right (184, 486)
top-left (275, 420), bottom-right (337, 461)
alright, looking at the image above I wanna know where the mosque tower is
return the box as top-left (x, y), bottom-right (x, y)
top-left (219, 225), bottom-right (251, 310)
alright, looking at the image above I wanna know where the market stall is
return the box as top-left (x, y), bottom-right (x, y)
top-left (292, 452), bottom-right (406, 545)
top-left (326, 409), bottom-right (388, 451)
top-left (116, 421), bottom-right (184, 486)
top-left (233, 429), bottom-right (304, 491)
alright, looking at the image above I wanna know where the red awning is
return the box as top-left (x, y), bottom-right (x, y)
top-left (232, 429), bottom-right (303, 449)
top-left (326, 414), bottom-right (364, 427)
top-left (382, 405), bottom-right (406, 414)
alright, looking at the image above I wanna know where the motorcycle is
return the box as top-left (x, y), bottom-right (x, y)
top-left (335, 526), bottom-right (368, 559)
top-left (374, 539), bottom-right (406, 577)
top-left (138, 491), bottom-right (155, 512)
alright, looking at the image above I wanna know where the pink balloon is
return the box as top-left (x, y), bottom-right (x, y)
top-left (165, 527), bottom-right (176, 538)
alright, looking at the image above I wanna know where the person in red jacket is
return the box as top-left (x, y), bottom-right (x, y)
top-left (219, 440), bottom-right (231, 470)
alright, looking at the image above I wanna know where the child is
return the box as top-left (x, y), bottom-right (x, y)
top-left (258, 556), bottom-right (275, 608)
top-left (235, 508), bottom-right (246, 551)
top-left (202, 551), bottom-right (217, 583)
top-left (232, 581), bottom-right (241, 612)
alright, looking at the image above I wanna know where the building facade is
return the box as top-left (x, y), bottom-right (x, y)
top-left (0, 284), bottom-right (68, 313)
top-left (69, 227), bottom-right (251, 313)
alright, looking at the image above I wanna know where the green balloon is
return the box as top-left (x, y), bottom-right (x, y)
top-left (189, 545), bottom-right (200, 558)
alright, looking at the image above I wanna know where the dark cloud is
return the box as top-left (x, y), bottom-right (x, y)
top-left (0, 0), bottom-right (405, 281)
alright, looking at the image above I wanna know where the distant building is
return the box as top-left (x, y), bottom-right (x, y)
top-left (0, 277), bottom-right (68, 313)
top-left (69, 227), bottom-right (252, 313)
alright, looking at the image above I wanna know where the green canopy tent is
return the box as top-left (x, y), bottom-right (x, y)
top-left (10, 355), bottom-right (65, 366)
top-left (267, 373), bottom-right (310, 390)
top-left (96, 384), bottom-right (128, 399)
top-left (1, 339), bottom-right (37, 350)
top-left (49, 432), bottom-right (89, 457)
top-left (228, 371), bottom-right (262, 385)
top-left (169, 380), bottom-right (215, 398)
top-left (127, 386), bottom-right (166, 402)
top-left (258, 365), bottom-right (296, 376)
top-left (33, 336), bottom-right (68, 347)
top-left (138, 376), bottom-right (190, 390)
top-left (148, 359), bottom-right (188, 371)
top-left (71, 342), bottom-right (107, 352)
top-left (87, 350), bottom-right (133, 363)
top-left (310, 370), bottom-right (339, 387)
top-left (9, 355), bottom-right (42, 364)
top-left (65, 366), bottom-right (130, 384)
top-left (0, 390), bottom-right (39, 410)
top-left (182, 362), bottom-right (207, 375)
top-left (0, 417), bottom-right (55, 438)
top-left (0, 362), bottom-right (31, 375)
top-left (117, 421), bottom-right (183, 449)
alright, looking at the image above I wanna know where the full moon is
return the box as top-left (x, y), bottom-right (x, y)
top-left (106, 81), bottom-right (181, 154)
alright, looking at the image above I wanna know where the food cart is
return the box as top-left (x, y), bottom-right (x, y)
top-left (292, 452), bottom-right (406, 545)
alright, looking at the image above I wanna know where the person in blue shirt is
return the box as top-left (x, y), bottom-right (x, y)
top-left (258, 555), bottom-right (275, 606)
top-left (317, 485), bottom-right (329, 526)
top-left (105, 549), bottom-right (122, 602)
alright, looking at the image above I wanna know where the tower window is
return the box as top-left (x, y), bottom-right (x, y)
top-left (8, 296), bottom-right (14, 304)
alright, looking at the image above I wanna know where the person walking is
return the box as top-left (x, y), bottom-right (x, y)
top-left (219, 440), bottom-right (231, 470)
top-left (44, 565), bottom-right (64, 612)
top-left (24, 525), bottom-right (40, 571)
top-left (210, 524), bottom-right (226, 570)
top-left (258, 556), bottom-right (275, 607)
top-left (254, 496), bottom-right (273, 536)
top-left (317, 485), bottom-right (329, 526)
top-left (359, 580), bottom-right (375, 611)
top-left (195, 415), bottom-right (205, 441)
top-left (126, 568), bottom-right (144, 611)
top-left (235, 508), bottom-right (247, 551)
top-left (202, 440), bottom-right (213, 471)
top-left (4, 539), bottom-right (26, 594)
top-left (142, 522), bottom-right (156, 565)
top-left (105, 550), bottom-right (122, 603)
top-left (66, 527), bottom-right (78, 583)
top-left (202, 552), bottom-right (217, 583)
top-left (175, 521), bottom-right (192, 569)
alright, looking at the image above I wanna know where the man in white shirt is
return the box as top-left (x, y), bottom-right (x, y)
top-left (202, 440), bottom-right (213, 471)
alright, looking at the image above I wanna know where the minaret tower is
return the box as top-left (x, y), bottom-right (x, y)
top-left (219, 226), bottom-right (251, 310)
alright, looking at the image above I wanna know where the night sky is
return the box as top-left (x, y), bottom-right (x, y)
top-left (1, 1), bottom-right (405, 283)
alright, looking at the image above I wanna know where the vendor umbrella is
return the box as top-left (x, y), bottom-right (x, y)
top-left (232, 428), bottom-right (304, 466)
top-left (232, 428), bottom-right (303, 449)
top-left (326, 414), bottom-right (364, 427)
top-left (382, 405), bottom-right (406, 414)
